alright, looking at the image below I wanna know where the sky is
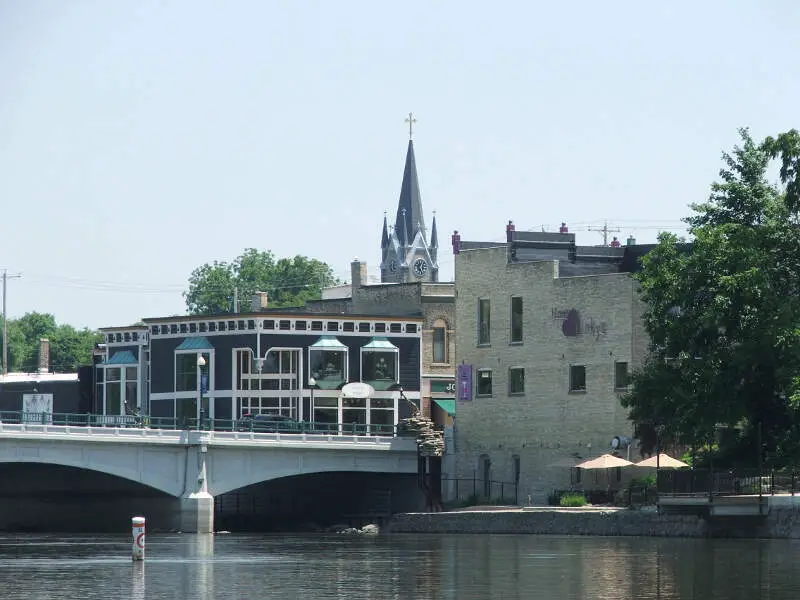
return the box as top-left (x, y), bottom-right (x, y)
top-left (1, 0), bottom-right (799, 329)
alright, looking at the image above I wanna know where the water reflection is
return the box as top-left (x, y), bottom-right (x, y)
top-left (0, 533), bottom-right (798, 599)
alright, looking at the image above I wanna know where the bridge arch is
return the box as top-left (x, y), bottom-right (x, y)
top-left (0, 440), bottom-right (186, 497)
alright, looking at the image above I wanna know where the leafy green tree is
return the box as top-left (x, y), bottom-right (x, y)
top-left (0, 312), bottom-right (101, 373)
top-left (184, 249), bottom-right (340, 315)
top-left (622, 128), bottom-right (800, 468)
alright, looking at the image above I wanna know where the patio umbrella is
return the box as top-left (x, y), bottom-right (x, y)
top-left (634, 453), bottom-right (689, 469)
top-left (576, 454), bottom-right (633, 469)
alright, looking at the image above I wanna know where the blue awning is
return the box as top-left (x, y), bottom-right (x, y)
top-left (104, 351), bottom-right (137, 365)
top-left (175, 336), bottom-right (215, 351)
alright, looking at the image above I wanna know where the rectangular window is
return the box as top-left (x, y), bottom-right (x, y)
top-left (309, 346), bottom-right (347, 389)
top-left (361, 351), bottom-right (398, 390)
top-left (389, 323), bottom-right (402, 334)
top-left (477, 369), bottom-right (492, 396)
top-left (374, 323), bottom-right (386, 333)
top-left (343, 322), bottom-right (355, 332)
top-left (478, 299), bottom-right (491, 345)
top-left (358, 322), bottom-right (371, 333)
top-left (570, 365), bottom-right (586, 392)
top-left (433, 327), bottom-right (447, 363)
top-left (327, 321), bottom-right (339, 332)
top-left (509, 367), bottom-right (525, 395)
top-left (614, 361), bottom-right (629, 390)
top-left (176, 353), bottom-right (198, 392)
top-left (405, 324), bottom-right (417, 333)
top-left (510, 296), bottom-right (523, 343)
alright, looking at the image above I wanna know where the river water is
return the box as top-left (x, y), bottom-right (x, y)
top-left (0, 533), bottom-right (797, 599)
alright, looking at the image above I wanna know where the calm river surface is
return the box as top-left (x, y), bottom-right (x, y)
top-left (0, 533), bottom-right (798, 599)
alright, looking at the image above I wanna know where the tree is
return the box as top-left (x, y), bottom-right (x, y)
top-left (184, 249), bottom-right (340, 315)
top-left (622, 128), bottom-right (800, 468)
top-left (0, 312), bottom-right (101, 373)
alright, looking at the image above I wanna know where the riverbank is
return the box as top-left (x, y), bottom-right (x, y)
top-left (386, 505), bottom-right (800, 538)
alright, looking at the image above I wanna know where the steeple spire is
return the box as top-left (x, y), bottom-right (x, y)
top-left (401, 208), bottom-right (410, 249)
top-left (381, 211), bottom-right (390, 249)
top-left (394, 138), bottom-right (426, 242)
top-left (430, 211), bottom-right (438, 249)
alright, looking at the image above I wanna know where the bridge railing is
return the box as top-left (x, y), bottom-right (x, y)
top-left (0, 411), bottom-right (408, 438)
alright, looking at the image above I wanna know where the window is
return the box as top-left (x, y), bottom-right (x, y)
top-left (263, 320), bottom-right (274, 330)
top-left (477, 369), bottom-right (493, 396)
top-left (510, 296), bottom-right (523, 343)
top-left (295, 320), bottom-right (307, 331)
top-left (432, 319), bottom-right (448, 363)
top-left (374, 323), bottom-right (386, 333)
top-left (311, 321), bottom-right (323, 331)
top-left (390, 323), bottom-right (402, 334)
top-left (343, 321), bottom-right (355, 332)
top-left (279, 320), bottom-right (291, 330)
top-left (327, 321), bottom-right (339, 332)
top-left (406, 324), bottom-right (417, 333)
top-left (570, 365), bottom-right (586, 392)
top-left (509, 367), bottom-right (525, 395)
top-left (358, 322), bottom-right (371, 333)
top-left (309, 336), bottom-right (348, 390)
top-left (361, 338), bottom-right (399, 391)
top-left (176, 354), bottom-right (198, 392)
top-left (614, 362), bottom-right (629, 390)
top-left (106, 368), bottom-right (122, 414)
top-left (478, 299), bottom-right (491, 345)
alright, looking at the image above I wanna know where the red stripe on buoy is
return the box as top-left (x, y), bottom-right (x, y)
top-left (136, 533), bottom-right (145, 548)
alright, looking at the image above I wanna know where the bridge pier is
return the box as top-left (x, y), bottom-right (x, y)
top-left (178, 436), bottom-right (214, 533)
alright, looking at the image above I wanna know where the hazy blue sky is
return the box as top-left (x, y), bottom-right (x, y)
top-left (1, 1), bottom-right (798, 329)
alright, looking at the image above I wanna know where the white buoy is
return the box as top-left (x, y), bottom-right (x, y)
top-left (132, 516), bottom-right (146, 561)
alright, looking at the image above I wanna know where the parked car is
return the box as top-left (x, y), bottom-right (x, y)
top-left (236, 413), bottom-right (302, 433)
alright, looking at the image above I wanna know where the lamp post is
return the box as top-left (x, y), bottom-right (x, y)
top-left (197, 354), bottom-right (207, 430)
top-left (309, 377), bottom-right (316, 425)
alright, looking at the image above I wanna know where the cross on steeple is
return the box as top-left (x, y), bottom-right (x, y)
top-left (405, 112), bottom-right (417, 139)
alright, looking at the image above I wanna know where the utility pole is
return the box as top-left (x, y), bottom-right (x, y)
top-left (588, 221), bottom-right (621, 246)
top-left (2, 270), bottom-right (23, 375)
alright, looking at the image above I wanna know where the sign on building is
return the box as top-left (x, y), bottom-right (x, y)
top-left (22, 393), bottom-right (54, 424)
top-left (456, 364), bottom-right (472, 402)
top-left (430, 380), bottom-right (456, 394)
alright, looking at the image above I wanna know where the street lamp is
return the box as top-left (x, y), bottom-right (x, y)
top-left (197, 354), bottom-right (207, 430)
top-left (309, 377), bottom-right (316, 424)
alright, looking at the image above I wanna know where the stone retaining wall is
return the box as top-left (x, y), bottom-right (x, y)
top-left (387, 510), bottom-right (708, 537)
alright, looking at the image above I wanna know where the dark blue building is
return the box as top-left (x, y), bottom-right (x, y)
top-left (97, 310), bottom-right (423, 429)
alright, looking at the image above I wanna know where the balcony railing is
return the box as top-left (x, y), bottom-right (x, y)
top-left (658, 468), bottom-right (800, 497)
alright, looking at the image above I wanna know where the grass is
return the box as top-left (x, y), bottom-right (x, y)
top-left (559, 493), bottom-right (588, 507)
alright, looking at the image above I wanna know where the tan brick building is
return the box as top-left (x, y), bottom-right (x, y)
top-left (451, 224), bottom-right (650, 503)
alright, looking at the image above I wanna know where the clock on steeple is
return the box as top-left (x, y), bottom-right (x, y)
top-left (413, 258), bottom-right (428, 278)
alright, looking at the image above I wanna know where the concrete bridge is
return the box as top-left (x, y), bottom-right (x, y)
top-left (0, 421), bottom-right (419, 532)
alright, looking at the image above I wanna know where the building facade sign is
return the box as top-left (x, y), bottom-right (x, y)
top-left (457, 364), bottom-right (472, 402)
top-left (430, 380), bottom-right (456, 394)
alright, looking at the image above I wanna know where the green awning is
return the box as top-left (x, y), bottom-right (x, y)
top-left (175, 336), bottom-right (215, 351)
top-left (433, 399), bottom-right (456, 416)
top-left (104, 351), bottom-right (137, 365)
top-left (311, 335), bottom-right (347, 349)
top-left (363, 337), bottom-right (398, 350)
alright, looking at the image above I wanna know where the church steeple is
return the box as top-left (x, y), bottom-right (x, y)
top-left (380, 113), bottom-right (439, 284)
top-left (394, 139), bottom-right (426, 243)
top-left (430, 212), bottom-right (438, 250)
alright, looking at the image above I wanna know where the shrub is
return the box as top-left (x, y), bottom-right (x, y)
top-left (559, 493), bottom-right (588, 507)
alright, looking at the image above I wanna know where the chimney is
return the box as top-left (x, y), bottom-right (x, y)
top-left (451, 230), bottom-right (461, 255)
top-left (251, 291), bottom-right (269, 312)
top-left (626, 235), bottom-right (636, 246)
top-left (350, 258), bottom-right (368, 290)
top-left (506, 220), bottom-right (515, 243)
top-left (38, 338), bottom-right (50, 374)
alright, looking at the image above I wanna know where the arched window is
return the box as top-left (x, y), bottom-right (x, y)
top-left (432, 318), bottom-right (448, 364)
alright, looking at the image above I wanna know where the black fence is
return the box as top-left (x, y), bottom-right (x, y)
top-left (658, 468), bottom-right (800, 497)
top-left (442, 477), bottom-right (518, 506)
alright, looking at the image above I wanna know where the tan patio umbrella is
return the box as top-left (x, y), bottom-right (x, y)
top-left (634, 453), bottom-right (689, 469)
top-left (576, 454), bottom-right (633, 469)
